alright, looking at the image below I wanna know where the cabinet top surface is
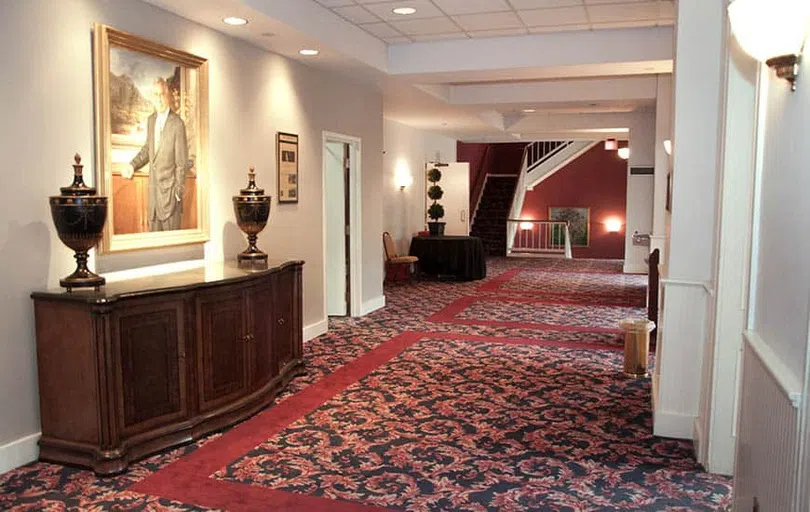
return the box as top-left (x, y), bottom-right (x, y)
top-left (32, 259), bottom-right (303, 303)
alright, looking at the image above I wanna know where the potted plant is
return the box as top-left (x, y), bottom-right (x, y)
top-left (426, 167), bottom-right (445, 236)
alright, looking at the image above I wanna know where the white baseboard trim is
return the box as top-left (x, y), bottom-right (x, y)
top-left (361, 295), bottom-right (386, 316)
top-left (623, 263), bottom-right (648, 274)
top-left (653, 408), bottom-right (695, 439)
top-left (303, 319), bottom-right (328, 343)
top-left (693, 417), bottom-right (705, 466)
top-left (0, 432), bottom-right (40, 475)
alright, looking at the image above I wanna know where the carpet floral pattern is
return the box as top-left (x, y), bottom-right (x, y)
top-left (433, 295), bottom-right (645, 332)
top-left (478, 268), bottom-right (648, 305)
top-left (215, 336), bottom-right (729, 511)
top-left (0, 257), bottom-right (732, 511)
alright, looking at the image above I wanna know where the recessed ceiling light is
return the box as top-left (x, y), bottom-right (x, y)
top-left (223, 16), bottom-right (248, 26)
top-left (392, 7), bottom-right (417, 15)
top-left (299, 49), bottom-right (320, 56)
top-left (522, 108), bottom-right (536, 113)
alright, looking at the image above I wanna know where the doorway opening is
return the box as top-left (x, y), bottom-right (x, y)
top-left (322, 132), bottom-right (362, 318)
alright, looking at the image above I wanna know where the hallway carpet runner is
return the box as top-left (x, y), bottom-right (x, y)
top-left (0, 258), bottom-right (732, 511)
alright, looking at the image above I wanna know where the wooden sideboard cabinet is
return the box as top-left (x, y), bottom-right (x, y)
top-left (31, 260), bottom-right (304, 475)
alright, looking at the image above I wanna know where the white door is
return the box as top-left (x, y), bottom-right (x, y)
top-left (427, 162), bottom-right (470, 235)
top-left (325, 142), bottom-right (347, 316)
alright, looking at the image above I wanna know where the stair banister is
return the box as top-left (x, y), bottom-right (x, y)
top-left (505, 146), bottom-right (530, 254)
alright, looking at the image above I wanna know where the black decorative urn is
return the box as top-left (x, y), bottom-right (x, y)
top-left (49, 154), bottom-right (108, 291)
top-left (232, 167), bottom-right (271, 262)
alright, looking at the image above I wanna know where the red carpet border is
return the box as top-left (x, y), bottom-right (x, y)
top-left (0, 257), bottom-right (731, 511)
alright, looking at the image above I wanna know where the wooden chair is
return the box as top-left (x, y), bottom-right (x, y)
top-left (383, 232), bottom-right (419, 283)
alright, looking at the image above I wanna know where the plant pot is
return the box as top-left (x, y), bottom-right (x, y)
top-left (427, 222), bottom-right (445, 236)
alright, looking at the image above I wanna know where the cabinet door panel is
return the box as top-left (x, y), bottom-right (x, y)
top-left (113, 299), bottom-right (187, 435)
top-left (273, 269), bottom-right (296, 373)
top-left (197, 288), bottom-right (248, 412)
top-left (249, 282), bottom-right (274, 389)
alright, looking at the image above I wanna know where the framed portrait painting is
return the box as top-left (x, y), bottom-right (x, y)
top-left (277, 132), bottom-right (299, 204)
top-left (549, 206), bottom-right (590, 247)
top-left (93, 23), bottom-right (209, 253)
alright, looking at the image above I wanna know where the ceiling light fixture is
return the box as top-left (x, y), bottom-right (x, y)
top-left (727, 0), bottom-right (810, 91)
top-left (223, 16), bottom-right (248, 26)
top-left (392, 7), bottom-right (417, 15)
top-left (522, 108), bottom-right (536, 113)
top-left (299, 49), bottom-right (320, 56)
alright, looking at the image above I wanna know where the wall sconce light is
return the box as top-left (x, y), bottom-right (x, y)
top-left (604, 138), bottom-right (618, 150)
top-left (605, 219), bottom-right (623, 233)
top-left (728, 0), bottom-right (810, 91)
top-left (663, 139), bottom-right (672, 156)
top-left (520, 221), bottom-right (534, 230)
top-left (617, 147), bottom-right (630, 160)
top-left (395, 173), bottom-right (413, 191)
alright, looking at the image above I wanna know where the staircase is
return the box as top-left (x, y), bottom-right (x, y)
top-left (470, 176), bottom-right (518, 256)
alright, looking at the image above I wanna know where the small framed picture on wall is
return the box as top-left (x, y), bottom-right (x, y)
top-left (277, 132), bottom-right (299, 204)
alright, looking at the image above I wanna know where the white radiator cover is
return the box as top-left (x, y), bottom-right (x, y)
top-left (734, 333), bottom-right (801, 511)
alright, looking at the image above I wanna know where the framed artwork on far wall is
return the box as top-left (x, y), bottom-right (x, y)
top-left (277, 132), bottom-right (299, 204)
top-left (93, 23), bottom-right (209, 253)
top-left (549, 206), bottom-right (590, 247)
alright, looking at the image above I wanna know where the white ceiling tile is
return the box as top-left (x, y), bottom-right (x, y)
top-left (333, 5), bottom-right (381, 23)
top-left (390, 16), bottom-right (460, 35)
top-left (510, 0), bottom-right (583, 8)
top-left (314, 0), bottom-right (356, 6)
top-left (586, 1), bottom-right (660, 23)
top-left (410, 33), bottom-right (469, 41)
top-left (453, 11), bottom-right (524, 31)
top-left (468, 27), bottom-right (530, 38)
top-left (432, 0), bottom-right (512, 15)
top-left (528, 23), bottom-right (590, 33)
top-left (590, 19), bottom-right (657, 30)
top-left (383, 36), bottom-right (413, 43)
top-left (519, 6), bottom-right (588, 26)
top-left (359, 21), bottom-right (403, 38)
top-left (362, 0), bottom-right (445, 21)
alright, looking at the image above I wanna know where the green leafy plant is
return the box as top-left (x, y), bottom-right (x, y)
top-left (427, 203), bottom-right (445, 220)
top-left (427, 185), bottom-right (444, 200)
top-left (426, 167), bottom-right (444, 221)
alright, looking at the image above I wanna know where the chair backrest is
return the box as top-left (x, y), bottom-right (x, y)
top-left (382, 232), bottom-right (397, 261)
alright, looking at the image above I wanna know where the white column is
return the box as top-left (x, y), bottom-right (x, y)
top-left (623, 111), bottom-right (655, 274)
top-left (654, 0), bottom-right (726, 439)
top-left (650, 75), bottom-right (672, 257)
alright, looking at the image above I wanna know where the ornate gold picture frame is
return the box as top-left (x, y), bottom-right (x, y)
top-left (93, 23), bottom-right (209, 253)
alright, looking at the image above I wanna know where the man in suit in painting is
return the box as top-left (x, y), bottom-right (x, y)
top-left (123, 77), bottom-right (188, 231)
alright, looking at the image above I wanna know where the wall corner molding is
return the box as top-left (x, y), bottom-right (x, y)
top-left (303, 319), bottom-right (329, 343)
top-left (361, 295), bottom-right (386, 316)
top-left (0, 432), bottom-right (40, 475)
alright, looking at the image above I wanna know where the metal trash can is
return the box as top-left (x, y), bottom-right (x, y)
top-left (619, 318), bottom-right (656, 378)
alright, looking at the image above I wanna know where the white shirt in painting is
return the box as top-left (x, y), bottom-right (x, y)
top-left (154, 108), bottom-right (170, 151)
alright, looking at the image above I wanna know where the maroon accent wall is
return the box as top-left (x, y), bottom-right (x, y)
top-left (519, 144), bottom-right (627, 259)
top-left (459, 142), bottom-right (527, 211)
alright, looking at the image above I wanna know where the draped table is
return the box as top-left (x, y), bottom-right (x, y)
top-left (409, 235), bottom-right (487, 281)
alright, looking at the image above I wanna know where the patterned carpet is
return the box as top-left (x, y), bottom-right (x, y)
top-left (0, 257), bottom-right (732, 511)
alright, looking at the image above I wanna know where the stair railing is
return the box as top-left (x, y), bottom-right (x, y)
top-left (469, 144), bottom-right (492, 216)
top-left (505, 147), bottom-right (530, 253)
top-left (507, 220), bottom-right (572, 258)
top-left (526, 140), bottom-right (574, 173)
